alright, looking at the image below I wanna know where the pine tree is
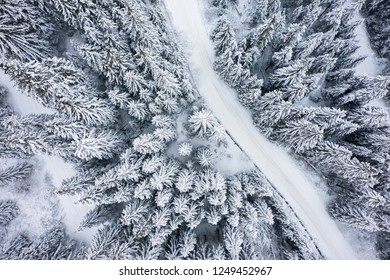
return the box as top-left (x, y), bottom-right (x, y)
top-left (150, 160), bottom-right (179, 191)
top-left (133, 133), bottom-right (165, 155)
top-left (273, 120), bottom-right (323, 153)
top-left (0, 130), bottom-right (54, 157)
top-left (178, 142), bottom-right (193, 157)
top-left (86, 222), bottom-right (129, 260)
top-left (1, 58), bottom-right (116, 126)
top-left (0, 162), bottom-right (33, 186)
top-left (0, 200), bottom-right (20, 227)
top-left (73, 129), bottom-right (123, 160)
top-left (195, 147), bottom-right (215, 167)
top-left (0, 0), bottom-right (55, 61)
top-left (348, 107), bottom-right (390, 129)
top-left (250, 12), bottom-right (283, 55)
top-left (211, 16), bottom-right (238, 57)
top-left (362, 0), bottom-right (390, 72)
top-left (188, 108), bottom-right (218, 138)
top-left (269, 59), bottom-right (311, 88)
top-left (224, 225), bottom-right (243, 260)
top-left (329, 201), bottom-right (379, 232)
top-left (78, 204), bottom-right (122, 231)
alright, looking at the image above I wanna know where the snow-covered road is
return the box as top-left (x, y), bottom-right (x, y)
top-left (164, 0), bottom-right (356, 259)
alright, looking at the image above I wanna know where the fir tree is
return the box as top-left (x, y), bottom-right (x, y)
top-left (0, 200), bottom-right (19, 227)
top-left (0, 162), bottom-right (33, 186)
top-left (0, 0), bottom-right (55, 61)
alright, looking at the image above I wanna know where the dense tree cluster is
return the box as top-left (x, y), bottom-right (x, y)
top-left (362, 0), bottom-right (390, 73)
top-left (210, 0), bottom-right (390, 258)
top-left (0, 0), bottom-right (310, 260)
top-left (1, 0), bottom-right (389, 259)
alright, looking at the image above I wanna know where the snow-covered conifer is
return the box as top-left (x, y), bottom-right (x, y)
top-left (0, 0), bottom-right (54, 61)
top-left (0, 200), bottom-right (20, 227)
top-left (348, 107), bottom-right (390, 129)
top-left (1, 58), bottom-right (115, 126)
top-left (211, 16), bottom-right (238, 57)
top-left (273, 120), bottom-right (323, 153)
top-left (123, 70), bottom-right (147, 94)
top-left (195, 169), bottom-right (226, 195)
top-left (178, 142), bottom-right (193, 157)
top-left (150, 160), bottom-right (179, 190)
top-left (121, 199), bottom-right (150, 227)
top-left (196, 147), bottom-right (215, 167)
top-left (207, 190), bottom-right (227, 206)
top-left (133, 179), bottom-right (152, 200)
top-left (179, 229), bottom-right (197, 258)
top-left (142, 155), bottom-right (163, 174)
top-left (152, 206), bottom-right (171, 229)
top-left (250, 0), bottom-right (269, 25)
top-left (155, 189), bottom-right (173, 208)
top-left (154, 93), bottom-right (180, 114)
top-left (175, 169), bottom-right (195, 193)
top-left (294, 32), bottom-right (324, 59)
top-left (154, 126), bottom-right (176, 143)
top-left (133, 133), bottom-right (165, 155)
top-left (43, 116), bottom-right (87, 140)
top-left (73, 129), bottom-right (122, 160)
top-left (269, 59), bottom-right (311, 88)
top-left (0, 130), bottom-right (53, 157)
top-left (86, 223), bottom-right (124, 259)
top-left (78, 204), bottom-right (120, 231)
top-left (206, 206), bottom-right (222, 225)
top-left (152, 115), bottom-right (174, 128)
top-left (224, 225), bottom-right (243, 259)
top-left (134, 242), bottom-right (161, 260)
top-left (329, 202), bottom-right (379, 232)
top-left (255, 200), bottom-right (274, 226)
top-left (127, 100), bottom-right (149, 121)
top-left (0, 162), bottom-right (33, 186)
top-left (107, 87), bottom-right (128, 109)
top-left (250, 13), bottom-right (283, 55)
top-left (188, 108), bottom-right (218, 138)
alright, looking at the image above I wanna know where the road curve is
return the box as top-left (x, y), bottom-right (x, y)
top-left (164, 0), bottom-right (356, 259)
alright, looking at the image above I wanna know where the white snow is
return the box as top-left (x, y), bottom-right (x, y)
top-left (0, 70), bottom-right (95, 243)
top-left (37, 155), bottom-right (97, 243)
top-left (0, 158), bottom-right (60, 241)
top-left (0, 69), bottom-right (54, 115)
top-left (167, 110), bottom-right (254, 176)
top-left (349, 5), bottom-right (380, 76)
top-left (164, 0), bottom-right (356, 259)
top-left (347, 0), bottom-right (386, 109)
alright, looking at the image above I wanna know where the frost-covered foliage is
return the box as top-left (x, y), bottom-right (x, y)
top-left (0, 0), bottom-right (56, 61)
top-left (0, 162), bottom-right (33, 186)
top-left (0, 201), bottom-right (20, 227)
top-left (2, 0), bottom-right (387, 260)
top-left (0, 225), bottom-right (85, 260)
top-left (362, 0), bottom-right (390, 72)
top-left (209, 0), bottom-right (390, 258)
top-left (188, 108), bottom-right (227, 143)
top-left (178, 142), bottom-right (193, 156)
top-left (81, 168), bottom-right (318, 260)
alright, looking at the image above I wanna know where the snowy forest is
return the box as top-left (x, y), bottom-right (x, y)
top-left (0, 0), bottom-right (389, 260)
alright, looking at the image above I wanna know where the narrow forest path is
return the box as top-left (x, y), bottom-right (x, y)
top-left (164, 0), bottom-right (356, 259)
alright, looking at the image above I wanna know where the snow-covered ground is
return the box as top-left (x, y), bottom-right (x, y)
top-left (346, 0), bottom-right (386, 109)
top-left (0, 69), bottom-right (96, 243)
top-left (0, 157), bottom-right (60, 241)
top-left (350, 3), bottom-right (380, 76)
top-left (164, 0), bottom-right (356, 259)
